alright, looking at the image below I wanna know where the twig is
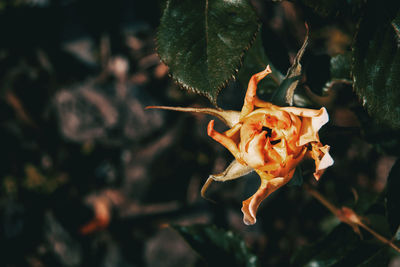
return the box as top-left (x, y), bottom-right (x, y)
top-left (358, 221), bottom-right (400, 254)
top-left (305, 185), bottom-right (400, 254)
top-left (5, 91), bottom-right (37, 128)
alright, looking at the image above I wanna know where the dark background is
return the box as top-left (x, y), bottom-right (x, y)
top-left (0, 0), bottom-right (398, 266)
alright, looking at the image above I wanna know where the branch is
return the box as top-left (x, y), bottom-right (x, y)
top-left (305, 185), bottom-right (400, 254)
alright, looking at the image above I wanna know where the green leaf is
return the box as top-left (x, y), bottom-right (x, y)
top-left (395, 225), bottom-right (400, 241)
top-left (157, 0), bottom-right (260, 104)
top-left (292, 218), bottom-right (393, 267)
top-left (292, 187), bottom-right (394, 266)
top-left (356, 247), bottom-right (391, 267)
top-left (271, 29), bottom-right (309, 106)
top-left (300, 0), bottom-right (348, 16)
top-left (291, 224), bottom-right (361, 267)
top-left (355, 108), bottom-right (400, 156)
top-left (296, 0), bottom-right (365, 17)
top-left (237, 29), bottom-right (282, 100)
top-left (352, 3), bottom-right (400, 129)
top-left (287, 166), bottom-right (303, 187)
top-left (172, 224), bottom-right (259, 267)
top-left (387, 160), bottom-right (400, 234)
top-left (330, 52), bottom-right (352, 82)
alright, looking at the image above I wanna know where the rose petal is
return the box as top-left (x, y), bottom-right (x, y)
top-left (294, 107), bottom-right (329, 146)
top-left (242, 131), bottom-right (267, 168)
top-left (207, 120), bottom-right (241, 160)
top-left (242, 179), bottom-right (268, 225)
top-left (318, 146), bottom-right (334, 171)
top-left (310, 107), bottom-right (329, 133)
top-left (241, 169), bottom-right (295, 225)
top-left (272, 138), bottom-right (288, 162)
top-left (310, 144), bottom-right (334, 180)
top-left (240, 66), bottom-right (272, 120)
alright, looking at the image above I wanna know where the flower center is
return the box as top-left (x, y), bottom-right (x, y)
top-left (270, 139), bottom-right (281, 145)
top-left (261, 126), bottom-right (281, 145)
top-left (261, 126), bottom-right (272, 138)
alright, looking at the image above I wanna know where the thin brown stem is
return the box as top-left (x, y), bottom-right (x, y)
top-left (358, 221), bottom-right (400, 254)
top-left (305, 185), bottom-right (400, 254)
top-left (304, 184), bottom-right (339, 215)
top-left (5, 91), bottom-right (37, 128)
top-left (145, 106), bottom-right (240, 128)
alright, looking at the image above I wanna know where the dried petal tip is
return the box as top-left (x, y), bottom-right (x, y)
top-left (207, 120), bottom-right (215, 136)
top-left (242, 206), bottom-right (256, 225)
top-left (263, 65), bottom-right (272, 75)
top-left (318, 149), bottom-right (334, 171)
top-left (311, 144), bottom-right (334, 180)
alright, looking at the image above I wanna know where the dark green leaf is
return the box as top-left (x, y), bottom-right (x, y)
top-left (296, 0), bottom-right (365, 17)
top-left (292, 188), bottom-right (394, 266)
top-left (300, 0), bottom-right (348, 16)
top-left (291, 224), bottom-right (361, 267)
top-left (271, 30), bottom-right (309, 106)
top-left (330, 52), bottom-right (352, 82)
top-left (387, 160), bottom-right (400, 234)
top-left (354, 106), bottom-right (400, 156)
top-left (356, 247), bottom-right (391, 267)
top-left (352, 3), bottom-right (400, 129)
top-left (395, 226), bottom-right (400, 241)
top-left (292, 219), bottom-right (392, 267)
top-left (287, 166), bottom-right (303, 187)
top-left (172, 224), bottom-right (259, 267)
top-left (237, 29), bottom-right (282, 100)
top-left (364, 214), bottom-right (391, 238)
top-left (157, 0), bottom-right (260, 104)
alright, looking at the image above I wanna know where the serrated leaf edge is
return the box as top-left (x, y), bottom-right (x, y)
top-left (155, 0), bottom-right (261, 106)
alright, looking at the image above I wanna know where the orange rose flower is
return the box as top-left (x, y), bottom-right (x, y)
top-left (147, 65), bottom-right (333, 225)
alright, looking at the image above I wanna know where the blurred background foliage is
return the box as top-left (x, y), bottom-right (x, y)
top-left (0, 0), bottom-right (399, 266)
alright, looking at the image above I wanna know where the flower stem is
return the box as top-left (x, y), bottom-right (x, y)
top-left (305, 185), bottom-right (400, 254)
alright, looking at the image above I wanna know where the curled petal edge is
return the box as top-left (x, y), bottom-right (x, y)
top-left (312, 145), bottom-right (334, 180)
top-left (281, 107), bottom-right (329, 146)
top-left (241, 148), bottom-right (307, 225)
top-left (241, 170), bottom-right (294, 225)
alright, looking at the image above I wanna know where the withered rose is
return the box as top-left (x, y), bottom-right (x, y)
top-left (147, 65), bottom-right (333, 225)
